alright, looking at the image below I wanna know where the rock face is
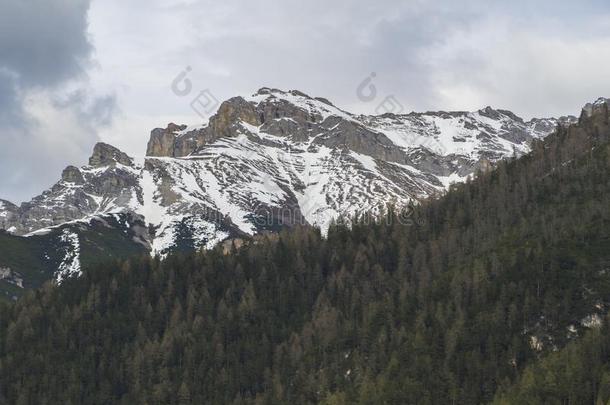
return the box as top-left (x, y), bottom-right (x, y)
top-left (146, 123), bottom-right (187, 157)
top-left (61, 166), bottom-right (85, 184)
top-left (89, 142), bottom-right (134, 167)
top-left (0, 88), bottom-right (590, 258)
top-left (0, 200), bottom-right (19, 232)
top-left (582, 98), bottom-right (610, 119)
top-left (145, 88), bottom-right (577, 171)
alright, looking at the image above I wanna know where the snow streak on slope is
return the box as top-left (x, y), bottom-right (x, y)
top-left (55, 228), bottom-right (81, 283)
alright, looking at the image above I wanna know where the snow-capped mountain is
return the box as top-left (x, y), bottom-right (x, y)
top-left (0, 88), bottom-right (580, 262)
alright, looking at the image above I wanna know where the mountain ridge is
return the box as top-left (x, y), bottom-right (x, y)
top-left (0, 90), bottom-right (600, 292)
top-left (0, 88), bottom-right (578, 242)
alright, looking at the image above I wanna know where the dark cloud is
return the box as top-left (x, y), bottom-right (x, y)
top-left (0, 0), bottom-right (116, 203)
top-left (0, 0), bottom-right (91, 89)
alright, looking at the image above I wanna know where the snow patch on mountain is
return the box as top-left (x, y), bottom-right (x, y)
top-left (56, 229), bottom-right (81, 283)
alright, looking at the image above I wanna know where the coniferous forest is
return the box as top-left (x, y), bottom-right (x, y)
top-left (1, 109), bottom-right (610, 404)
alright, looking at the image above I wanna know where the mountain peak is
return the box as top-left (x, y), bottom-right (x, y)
top-left (0, 199), bottom-right (18, 212)
top-left (146, 88), bottom-right (351, 158)
top-left (253, 87), bottom-right (310, 98)
top-left (476, 106), bottom-right (523, 122)
top-left (61, 166), bottom-right (85, 184)
top-left (581, 97), bottom-right (609, 118)
top-left (89, 142), bottom-right (134, 167)
top-left (253, 87), bottom-right (281, 96)
top-left (250, 87), bottom-right (336, 107)
top-left (166, 122), bottom-right (188, 133)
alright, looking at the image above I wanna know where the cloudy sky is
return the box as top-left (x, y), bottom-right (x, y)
top-left (1, 0), bottom-right (610, 203)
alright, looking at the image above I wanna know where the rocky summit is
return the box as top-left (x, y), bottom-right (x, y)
top-left (0, 88), bottom-right (583, 271)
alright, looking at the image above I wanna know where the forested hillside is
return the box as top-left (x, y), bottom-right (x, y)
top-left (493, 319), bottom-right (610, 404)
top-left (1, 105), bottom-right (609, 404)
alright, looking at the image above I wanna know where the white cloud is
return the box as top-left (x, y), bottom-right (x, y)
top-left (426, 16), bottom-right (610, 117)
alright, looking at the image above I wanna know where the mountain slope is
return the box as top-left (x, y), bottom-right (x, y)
top-left (0, 90), bottom-right (583, 297)
top-left (0, 96), bottom-right (608, 404)
top-left (0, 89), bottom-right (574, 239)
top-left (0, 212), bottom-right (148, 300)
top-left (493, 319), bottom-right (610, 404)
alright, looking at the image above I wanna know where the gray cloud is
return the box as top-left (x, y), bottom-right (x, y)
top-left (53, 90), bottom-right (117, 128)
top-left (155, 0), bottom-right (477, 112)
top-left (0, 0), bottom-right (91, 89)
top-left (0, 0), bottom-right (116, 203)
top-left (0, 69), bottom-right (19, 122)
